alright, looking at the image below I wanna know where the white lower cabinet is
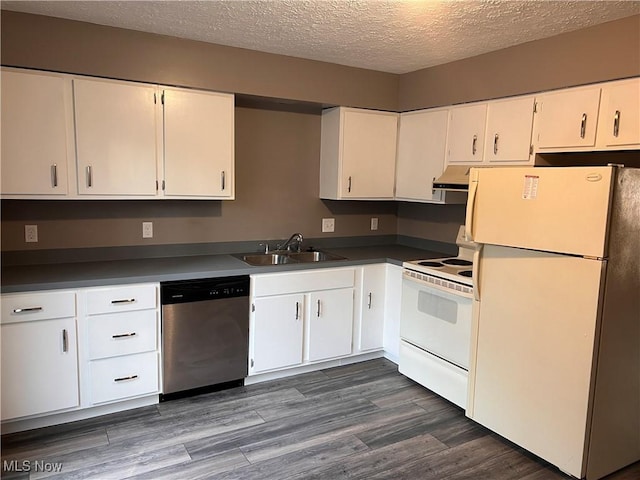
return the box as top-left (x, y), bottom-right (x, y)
top-left (0, 283), bottom-right (160, 429)
top-left (355, 264), bottom-right (387, 352)
top-left (249, 267), bottom-right (356, 375)
top-left (251, 293), bottom-right (305, 372)
top-left (307, 288), bottom-right (354, 362)
top-left (80, 283), bottom-right (160, 406)
top-left (1, 291), bottom-right (79, 421)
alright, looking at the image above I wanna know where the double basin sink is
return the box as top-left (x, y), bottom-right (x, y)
top-left (239, 250), bottom-right (346, 266)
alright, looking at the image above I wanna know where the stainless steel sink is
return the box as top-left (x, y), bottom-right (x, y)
top-left (241, 253), bottom-right (295, 266)
top-left (239, 250), bottom-right (345, 266)
top-left (287, 251), bottom-right (345, 262)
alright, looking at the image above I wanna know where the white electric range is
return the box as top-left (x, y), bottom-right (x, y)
top-left (399, 226), bottom-right (476, 409)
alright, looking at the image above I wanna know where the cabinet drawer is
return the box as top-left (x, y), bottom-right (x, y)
top-left (86, 284), bottom-right (157, 315)
top-left (89, 351), bottom-right (159, 404)
top-left (87, 310), bottom-right (157, 360)
top-left (1, 291), bottom-right (75, 324)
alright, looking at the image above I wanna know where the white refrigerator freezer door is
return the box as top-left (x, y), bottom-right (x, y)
top-left (468, 244), bottom-right (605, 478)
top-left (468, 166), bottom-right (613, 258)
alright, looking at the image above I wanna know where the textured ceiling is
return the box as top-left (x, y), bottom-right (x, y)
top-left (2, 0), bottom-right (639, 74)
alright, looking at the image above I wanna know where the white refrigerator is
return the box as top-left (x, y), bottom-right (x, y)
top-left (464, 165), bottom-right (639, 480)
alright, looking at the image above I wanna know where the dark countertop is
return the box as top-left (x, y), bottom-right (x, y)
top-left (1, 244), bottom-right (447, 293)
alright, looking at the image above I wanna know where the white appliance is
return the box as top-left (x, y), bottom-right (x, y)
top-left (465, 165), bottom-right (640, 480)
top-left (399, 226), bottom-right (476, 409)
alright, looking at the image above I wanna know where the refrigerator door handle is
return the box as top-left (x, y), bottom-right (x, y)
top-left (472, 246), bottom-right (482, 302)
top-left (465, 169), bottom-right (480, 241)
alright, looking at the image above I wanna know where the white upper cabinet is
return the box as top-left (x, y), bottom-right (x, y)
top-left (395, 108), bottom-right (449, 202)
top-left (534, 86), bottom-right (601, 150)
top-left (446, 103), bottom-right (487, 164)
top-left (596, 78), bottom-right (640, 148)
top-left (484, 96), bottom-right (536, 163)
top-left (162, 88), bottom-right (235, 198)
top-left (74, 78), bottom-right (160, 196)
top-left (1, 69), bottom-right (74, 197)
top-left (320, 107), bottom-right (398, 200)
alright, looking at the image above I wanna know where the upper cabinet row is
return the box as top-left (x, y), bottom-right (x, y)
top-left (1, 68), bottom-right (235, 199)
top-left (320, 77), bottom-right (639, 202)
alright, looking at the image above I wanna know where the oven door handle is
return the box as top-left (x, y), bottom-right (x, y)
top-left (472, 246), bottom-right (482, 302)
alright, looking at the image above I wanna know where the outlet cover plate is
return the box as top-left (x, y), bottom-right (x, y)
top-left (25, 225), bottom-right (38, 243)
top-left (371, 217), bottom-right (379, 231)
top-left (142, 222), bottom-right (153, 238)
top-left (322, 218), bottom-right (335, 233)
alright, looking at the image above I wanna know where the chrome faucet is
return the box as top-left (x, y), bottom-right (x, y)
top-left (278, 233), bottom-right (304, 252)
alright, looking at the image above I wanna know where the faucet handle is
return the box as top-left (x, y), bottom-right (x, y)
top-left (258, 242), bottom-right (270, 254)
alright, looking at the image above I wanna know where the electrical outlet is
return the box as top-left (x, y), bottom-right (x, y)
top-left (370, 217), bottom-right (379, 231)
top-left (25, 225), bottom-right (38, 243)
top-left (322, 218), bottom-right (335, 233)
top-left (142, 221), bottom-right (153, 239)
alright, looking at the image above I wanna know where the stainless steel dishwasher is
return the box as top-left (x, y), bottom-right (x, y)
top-left (160, 276), bottom-right (249, 400)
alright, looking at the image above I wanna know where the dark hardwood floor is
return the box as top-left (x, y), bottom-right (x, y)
top-left (2, 359), bottom-right (639, 479)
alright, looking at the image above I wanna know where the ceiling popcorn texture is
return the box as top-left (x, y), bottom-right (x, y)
top-left (2, 0), bottom-right (639, 73)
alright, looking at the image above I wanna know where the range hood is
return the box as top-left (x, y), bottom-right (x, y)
top-left (433, 165), bottom-right (472, 191)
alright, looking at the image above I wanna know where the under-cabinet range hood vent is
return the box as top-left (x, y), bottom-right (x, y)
top-left (433, 165), bottom-right (471, 191)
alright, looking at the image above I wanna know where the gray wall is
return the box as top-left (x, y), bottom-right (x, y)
top-left (2, 11), bottom-right (638, 253)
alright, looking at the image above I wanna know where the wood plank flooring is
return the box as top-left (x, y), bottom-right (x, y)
top-left (2, 359), bottom-right (639, 479)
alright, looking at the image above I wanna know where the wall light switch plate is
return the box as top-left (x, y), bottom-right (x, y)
top-left (322, 218), bottom-right (335, 233)
top-left (142, 221), bottom-right (153, 238)
top-left (25, 225), bottom-right (38, 243)
top-left (370, 217), bottom-right (379, 231)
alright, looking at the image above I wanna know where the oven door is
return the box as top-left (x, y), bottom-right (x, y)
top-left (400, 273), bottom-right (472, 369)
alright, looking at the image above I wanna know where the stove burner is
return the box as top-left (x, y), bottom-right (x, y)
top-left (417, 261), bottom-right (444, 268)
top-left (459, 270), bottom-right (473, 278)
top-left (442, 258), bottom-right (472, 267)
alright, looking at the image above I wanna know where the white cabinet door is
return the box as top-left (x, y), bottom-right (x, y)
top-left (74, 78), bottom-right (159, 196)
top-left (535, 86), bottom-right (601, 149)
top-left (395, 109), bottom-right (448, 202)
top-left (307, 288), bottom-right (353, 362)
top-left (1, 317), bottom-right (79, 420)
top-left (597, 78), bottom-right (640, 148)
top-left (484, 96), bottom-right (535, 163)
top-left (359, 264), bottom-right (386, 352)
top-left (341, 109), bottom-right (397, 198)
top-left (251, 294), bottom-right (305, 372)
top-left (320, 107), bottom-right (397, 200)
top-left (446, 103), bottom-right (487, 164)
top-left (1, 69), bottom-right (73, 196)
top-left (163, 88), bottom-right (235, 198)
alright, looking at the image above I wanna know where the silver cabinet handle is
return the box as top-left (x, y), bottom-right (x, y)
top-left (221, 171), bottom-right (226, 191)
top-left (493, 133), bottom-right (499, 155)
top-left (472, 135), bottom-right (477, 155)
top-left (111, 298), bottom-right (136, 304)
top-left (367, 292), bottom-right (372, 309)
top-left (13, 306), bottom-right (43, 314)
top-left (432, 176), bottom-right (436, 195)
top-left (86, 165), bottom-right (93, 187)
top-left (316, 299), bottom-right (321, 317)
top-left (51, 164), bottom-right (58, 187)
top-left (295, 301), bottom-right (299, 320)
top-left (62, 329), bottom-right (68, 353)
top-left (613, 110), bottom-right (620, 137)
top-left (112, 332), bottom-right (137, 339)
top-left (580, 113), bottom-right (587, 139)
top-left (347, 176), bottom-right (352, 193)
top-left (114, 375), bottom-right (138, 382)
